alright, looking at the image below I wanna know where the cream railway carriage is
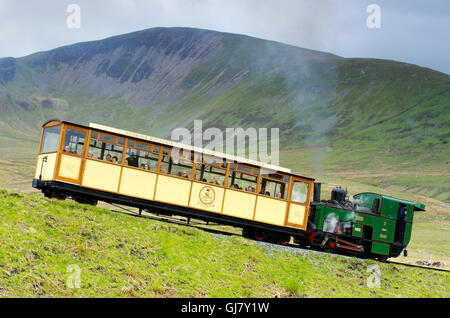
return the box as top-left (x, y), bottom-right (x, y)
top-left (33, 119), bottom-right (314, 245)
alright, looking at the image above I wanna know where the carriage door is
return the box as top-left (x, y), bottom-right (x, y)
top-left (286, 178), bottom-right (312, 230)
top-left (56, 126), bottom-right (88, 184)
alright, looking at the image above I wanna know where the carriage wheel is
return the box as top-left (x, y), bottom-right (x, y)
top-left (278, 235), bottom-right (291, 246)
top-left (253, 230), bottom-right (265, 241)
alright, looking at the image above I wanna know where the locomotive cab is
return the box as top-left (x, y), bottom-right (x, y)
top-left (353, 192), bottom-right (426, 257)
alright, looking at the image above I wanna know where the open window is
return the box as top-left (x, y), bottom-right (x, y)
top-left (227, 163), bottom-right (258, 192)
top-left (125, 139), bottom-right (160, 171)
top-left (159, 147), bottom-right (193, 178)
top-left (88, 131), bottom-right (124, 163)
top-left (260, 169), bottom-right (290, 199)
top-left (195, 155), bottom-right (227, 185)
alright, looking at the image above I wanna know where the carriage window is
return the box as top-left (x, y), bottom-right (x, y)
top-left (260, 179), bottom-right (287, 199)
top-left (99, 134), bottom-right (116, 143)
top-left (237, 165), bottom-right (252, 174)
top-left (159, 152), bottom-right (193, 178)
top-left (195, 164), bottom-right (226, 185)
top-left (88, 139), bottom-right (123, 163)
top-left (291, 181), bottom-right (309, 204)
top-left (228, 169), bottom-right (258, 192)
top-left (40, 126), bottom-right (61, 153)
top-left (204, 156), bottom-right (224, 166)
top-left (126, 140), bottom-right (161, 169)
top-left (259, 170), bottom-right (289, 199)
top-left (136, 142), bottom-right (152, 151)
top-left (63, 128), bottom-right (86, 156)
top-left (90, 131), bottom-right (98, 140)
top-left (125, 148), bottom-right (158, 171)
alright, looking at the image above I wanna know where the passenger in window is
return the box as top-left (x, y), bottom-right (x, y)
top-left (144, 164), bottom-right (150, 170)
top-left (105, 154), bottom-right (112, 162)
top-left (210, 178), bottom-right (219, 185)
top-left (275, 193), bottom-right (282, 198)
top-left (87, 152), bottom-right (93, 158)
top-left (112, 156), bottom-right (119, 164)
top-left (265, 191), bottom-right (270, 196)
top-left (181, 171), bottom-right (189, 178)
top-left (64, 145), bottom-right (72, 153)
top-left (127, 153), bottom-right (139, 167)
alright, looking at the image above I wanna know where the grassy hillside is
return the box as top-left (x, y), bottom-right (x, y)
top-left (0, 189), bottom-right (448, 298)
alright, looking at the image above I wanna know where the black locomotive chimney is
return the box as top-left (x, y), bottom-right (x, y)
top-left (313, 182), bottom-right (321, 202)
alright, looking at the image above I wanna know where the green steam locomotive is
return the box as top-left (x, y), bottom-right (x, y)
top-left (294, 185), bottom-right (426, 261)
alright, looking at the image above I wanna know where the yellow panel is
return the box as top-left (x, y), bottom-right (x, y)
top-left (119, 168), bottom-right (157, 200)
top-left (288, 204), bottom-right (306, 226)
top-left (155, 175), bottom-right (191, 206)
top-left (82, 159), bottom-right (121, 192)
top-left (189, 182), bottom-right (225, 213)
top-left (222, 189), bottom-right (256, 220)
top-left (254, 196), bottom-right (287, 226)
top-left (58, 155), bottom-right (81, 180)
top-left (34, 153), bottom-right (57, 180)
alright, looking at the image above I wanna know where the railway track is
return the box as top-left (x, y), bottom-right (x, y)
top-left (386, 260), bottom-right (449, 273)
top-left (107, 203), bottom-right (450, 273)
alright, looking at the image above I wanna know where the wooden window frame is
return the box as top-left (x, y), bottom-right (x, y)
top-left (124, 138), bottom-right (162, 172)
top-left (287, 178), bottom-right (313, 206)
top-left (259, 169), bottom-right (291, 201)
top-left (38, 124), bottom-right (63, 155)
top-left (158, 147), bottom-right (194, 179)
top-left (87, 130), bottom-right (126, 165)
top-left (62, 125), bottom-right (89, 158)
top-left (226, 163), bottom-right (259, 194)
top-left (194, 161), bottom-right (228, 186)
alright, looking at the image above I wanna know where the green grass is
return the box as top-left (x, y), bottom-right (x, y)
top-left (0, 189), bottom-right (448, 297)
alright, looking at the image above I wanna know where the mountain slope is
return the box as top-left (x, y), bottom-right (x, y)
top-left (0, 27), bottom-right (449, 201)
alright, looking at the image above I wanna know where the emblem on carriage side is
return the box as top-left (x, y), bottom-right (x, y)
top-left (199, 186), bottom-right (215, 205)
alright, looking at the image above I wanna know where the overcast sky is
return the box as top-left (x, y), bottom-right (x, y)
top-left (0, 0), bottom-right (449, 74)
